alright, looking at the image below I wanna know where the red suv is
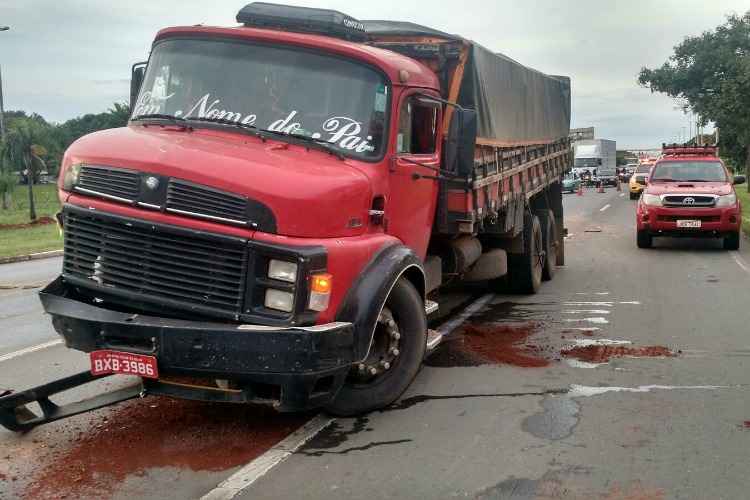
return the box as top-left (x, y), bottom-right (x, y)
top-left (636, 145), bottom-right (745, 249)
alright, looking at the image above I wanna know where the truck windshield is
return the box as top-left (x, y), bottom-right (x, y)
top-left (133, 38), bottom-right (389, 159)
top-left (650, 161), bottom-right (727, 182)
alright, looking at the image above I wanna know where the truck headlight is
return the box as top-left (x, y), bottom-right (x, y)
top-left (715, 193), bottom-right (737, 208)
top-left (642, 194), bottom-right (662, 206)
top-left (268, 259), bottom-right (297, 283)
top-left (264, 289), bottom-right (294, 312)
top-left (62, 164), bottom-right (82, 191)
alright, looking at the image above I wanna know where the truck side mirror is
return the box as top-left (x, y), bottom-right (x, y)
top-left (444, 108), bottom-right (477, 177)
top-left (734, 175), bottom-right (746, 185)
top-left (130, 62), bottom-right (147, 114)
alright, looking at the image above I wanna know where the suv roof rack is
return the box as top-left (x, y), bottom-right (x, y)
top-left (661, 143), bottom-right (718, 157)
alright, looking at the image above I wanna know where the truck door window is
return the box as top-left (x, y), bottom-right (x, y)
top-left (397, 97), bottom-right (437, 155)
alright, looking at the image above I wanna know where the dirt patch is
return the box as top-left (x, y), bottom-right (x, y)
top-left (426, 322), bottom-right (550, 368)
top-left (563, 345), bottom-right (674, 364)
top-left (0, 216), bottom-right (56, 230)
top-left (25, 397), bottom-right (309, 499)
top-left (598, 481), bottom-right (666, 500)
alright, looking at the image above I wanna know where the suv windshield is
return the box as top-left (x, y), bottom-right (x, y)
top-left (650, 161), bottom-right (727, 182)
top-left (133, 38), bottom-right (389, 159)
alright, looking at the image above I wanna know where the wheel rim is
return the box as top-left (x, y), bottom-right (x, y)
top-left (532, 224), bottom-right (544, 282)
top-left (349, 307), bottom-right (402, 384)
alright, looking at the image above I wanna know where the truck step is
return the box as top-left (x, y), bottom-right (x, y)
top-left (425, 300), bottom-right (439, 316)
top-left (426, 329), bottom-right (443, 351)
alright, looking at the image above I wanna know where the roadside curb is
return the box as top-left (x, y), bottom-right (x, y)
top-left (0, 249), bottom-right (63, 266)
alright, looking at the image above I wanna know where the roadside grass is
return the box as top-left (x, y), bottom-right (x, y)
top-left (0, 183), bottom-right (63, 258)
top-left (0, 183), bottom-right (60, 225)
top-left (736, 188), bottom-right (750, 236)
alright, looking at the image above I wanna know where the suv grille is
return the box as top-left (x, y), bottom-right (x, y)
top-left (76, 166), bottom-right (140, 201)
top-left (662, 195), bottom-right (715, 207)
top-left (166, 179), bottom-right (249, 225)
top-left (63, 209), bottom-right (248, 317)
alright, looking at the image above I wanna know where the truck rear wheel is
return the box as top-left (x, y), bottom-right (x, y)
top-left (507, 213), bottom-right (543, 294)
top-left (325, 278), bottom-right (427, 416)
top-left (535, 209), bottom-right (556, 281)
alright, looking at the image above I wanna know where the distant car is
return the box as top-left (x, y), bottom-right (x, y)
top-left (562, 175), bottom-right (581, 193)
top-left (596, 167), bottom-right (619, 187)
top-left (629, 164), bottom-right (652, 199)
top-left (636, 146), bottom-right (745, 249)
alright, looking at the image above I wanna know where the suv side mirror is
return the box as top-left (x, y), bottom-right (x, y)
top-left (733, 175), bottom-right (746, 185)
top-left (444, 108), bottom-right (477, 177)
top-left (130, 62), bottom-right (147, 114)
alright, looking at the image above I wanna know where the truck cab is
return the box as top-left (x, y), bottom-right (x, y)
top-left (636, 144), bottom-right (745, 249)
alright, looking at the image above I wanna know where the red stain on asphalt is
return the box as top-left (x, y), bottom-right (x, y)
top-left (598, 481), bottom-right (666, 499)
top-left (563, 345), bottom-right (674, 363)
top-left (742, 421), bottom-right (750, 429)
top-left (460, 322), bottom-right (550, 367)
top-left (25, 397), bottom-right (308, 499)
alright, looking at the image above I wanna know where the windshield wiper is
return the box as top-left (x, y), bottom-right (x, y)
top-left (183, 116), bottom-right (260, 137)
top-left (258, 129), bottom-right (346, 160)
top-left (131, 114), bottom-right (190, 128)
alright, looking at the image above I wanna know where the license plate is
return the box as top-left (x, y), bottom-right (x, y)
top-left (676, 220), bottom-right (701, 228)
top-left (90, 350), bottom-right (159, 379)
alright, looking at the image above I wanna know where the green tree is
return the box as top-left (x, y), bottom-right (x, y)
top-left (638, 12), bottom-right (750, 191)
top-left (1, 121), bottom-right (48, 220)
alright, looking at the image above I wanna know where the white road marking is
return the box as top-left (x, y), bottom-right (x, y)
top-left (618, 301), bottom-right (641, 305)
top-left (575, 292), bottom-right (610, 296)
top-left (568, 339), bottom-right (631, 347)
top-left (730, 251), bottom-right (750, 274)
top-left (619, 193), bottom-right (626, 198)
top-left (435, 294), bottom-right (494, 337)
top-left (565, 359), bottom-right (604, 369)
top-left (569, 384), bottom-right (733, 398)
top-left (562, 309), bottom-right (611, 314)
top-left (564, 317), bottom-right (609, 324)
top-left (202, 415), bottom-right (335, 500)
top-left (599, 204), bottom-right (611, 212)
top-left (0, 339), bottom-right (63, 363)
top-left (564, 301), bottom-right (613, 307)
top-left (566, 327), bottom-right (602, 332)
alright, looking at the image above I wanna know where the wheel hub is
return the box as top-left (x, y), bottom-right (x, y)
top-left (352, 308), bottom-right (401, 382)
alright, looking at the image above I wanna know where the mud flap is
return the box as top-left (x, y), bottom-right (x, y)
top-left (0, 371), bottom-right (142, 433)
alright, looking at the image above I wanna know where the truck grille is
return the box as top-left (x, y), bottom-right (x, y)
top-left (662, 195), bottom-right (715, 207)
top-left (76, 165), bottom-right (140, 201)
top-left (62, 209), bottom-right (248, 317)
top-left (166, 179), bottom-right (249, 225)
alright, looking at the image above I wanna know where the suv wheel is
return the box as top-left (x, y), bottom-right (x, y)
top-left (637, 230), bottom-right (652, 248)
top-left (723, 231), bottom-right (740, 250)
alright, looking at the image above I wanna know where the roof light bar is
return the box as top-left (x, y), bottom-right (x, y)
top-left (237, 2), bottom-right (367, 42)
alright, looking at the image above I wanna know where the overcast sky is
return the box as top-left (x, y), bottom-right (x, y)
top-left (0, 0), bottom-right (747, 148)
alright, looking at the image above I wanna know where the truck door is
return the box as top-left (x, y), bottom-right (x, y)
top-left (387, 93), bottom-right (441, 259)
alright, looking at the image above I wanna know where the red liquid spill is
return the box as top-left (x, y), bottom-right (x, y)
top-left (563, 345), bottom-right (674, 363)
top-left (460, 322), bottom-right (550, 367)
top-left (25, 397), bottom-right (307, 499)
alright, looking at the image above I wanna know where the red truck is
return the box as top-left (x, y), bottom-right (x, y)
top-left (636, 144), bottom-right (745, 249)
top-left (0, 3), bottom-right (572, 431)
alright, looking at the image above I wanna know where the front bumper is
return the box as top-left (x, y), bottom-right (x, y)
top-left (637, 205), bottom-right (740, 236)
top-left (40, 277), bottom-right (355, 411)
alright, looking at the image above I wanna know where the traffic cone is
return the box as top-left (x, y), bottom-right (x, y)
top-left (577, 183), bottom-right (583, 196)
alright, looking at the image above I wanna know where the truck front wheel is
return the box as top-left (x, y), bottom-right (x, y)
top-left (325, 278), bottom-right (427, 416)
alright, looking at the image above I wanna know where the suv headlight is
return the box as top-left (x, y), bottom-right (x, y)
top-left (642, 193), bottom-right (662, 206)
top-left (715, 193), bottom-right (737, 207)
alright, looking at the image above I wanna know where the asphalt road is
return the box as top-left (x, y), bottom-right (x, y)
top-left (2, 186), bottom-right (750, 499)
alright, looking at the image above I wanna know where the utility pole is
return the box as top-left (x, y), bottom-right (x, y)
top-left (0, 26), bottom-right (9, 142)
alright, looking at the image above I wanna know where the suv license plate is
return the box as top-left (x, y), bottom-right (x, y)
top-left (90, 350), bottom-right (159, 379)
top-left (676, 220), bottom-right (701, 228)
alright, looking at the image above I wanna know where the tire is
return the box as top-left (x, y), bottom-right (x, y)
top-left (535, 209), bottom-right (556, 281)
top-left (723, 232), bottom-right (740, 250)
top-left (637, 230), bottom-right (652, 249)
top-left (325, 278), bottom-right (427, 416)
top-left (507, 212), bottom-right (544, 294)
top-left (629, 192), bottom-right (638, 200)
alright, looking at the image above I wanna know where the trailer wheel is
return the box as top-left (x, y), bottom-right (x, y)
top-left (535, 209), bottom-right (556, 281)
top-left (507, 213), bottom-right (544, 294)
top-left (325, 278), bottom-right (427, 416)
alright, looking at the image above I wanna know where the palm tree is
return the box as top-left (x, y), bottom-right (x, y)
top-left (1, 121), bottom-right (46, 220)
